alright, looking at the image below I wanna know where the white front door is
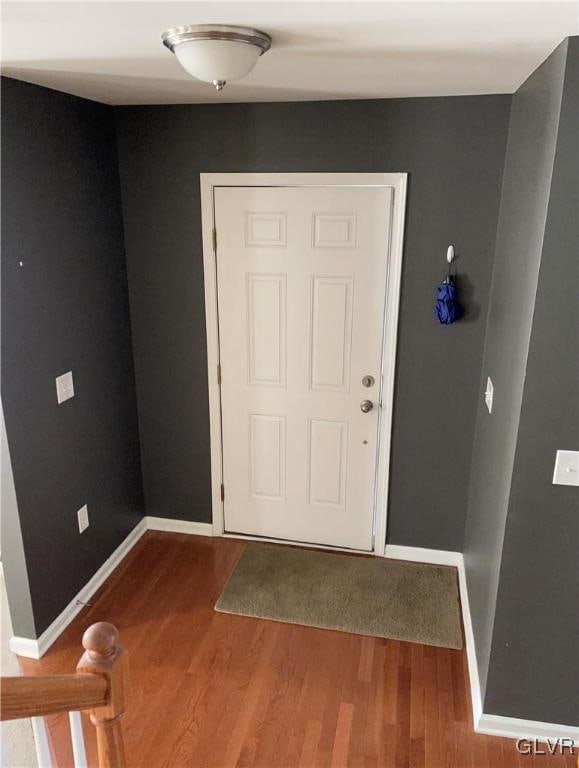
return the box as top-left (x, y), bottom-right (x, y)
top-left (215, 184), bottom-right (393, 551)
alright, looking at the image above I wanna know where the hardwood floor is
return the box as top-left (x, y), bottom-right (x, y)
top-left (19, 532), bottom-right (575, 768)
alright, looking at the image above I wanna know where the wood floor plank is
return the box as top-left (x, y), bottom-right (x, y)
top-left (382, 640), bottom-right (400, 727)
top-left (18, 532), bottom-right (573, 768)
top-left (331, 702), bottom-right (354, 768)
top-left (298, 720), bottom-right (323, 768)
top-left (395, 663), bottom-right (411, 768)
top-left (409, 643), bottom-right (425, 742)
top-left (423, 651), bottom-right (442, 768)
top-left (370, 641), bottom-right (388, 767)
top-left (358, 636), bottom-right (375, 684)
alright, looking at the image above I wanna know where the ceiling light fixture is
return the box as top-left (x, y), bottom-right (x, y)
top-left (162, 24), bottom-right (272, 91)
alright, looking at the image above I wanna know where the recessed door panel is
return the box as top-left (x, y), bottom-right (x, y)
top-left (308, 419), bottom-right (347, 507)
top-left (245, 212), bottom-right (287, 247)
top-left (313, 213), bottom-right (357, 249)
top-left (247, 274), bottom-right (286, 387)
top-left (249, 414), bottom-right (286, 500)
top-left (310, 276), bottom-right (353, 392)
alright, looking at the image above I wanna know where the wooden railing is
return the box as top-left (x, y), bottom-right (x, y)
top-left (1, 622), bottom-right (127, 768)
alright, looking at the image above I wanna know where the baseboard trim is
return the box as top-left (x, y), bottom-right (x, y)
top-left (386, 545), bottom-right (576, 745)
top-left (477, 714), bottom-right (578, 744)
top-left (9, 635), bottom-right (39, 658)
top-left (10, 518), bottom-right (147, 660)
top-left (384, 544), bottom-right (462, 567)
top-left (455, 552), bottom-right (483, 727)
top-left (145, 517), bottom-right (213, 536)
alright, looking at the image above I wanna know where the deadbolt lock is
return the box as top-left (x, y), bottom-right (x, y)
top-left (362, 375), bottom-right (375, 388)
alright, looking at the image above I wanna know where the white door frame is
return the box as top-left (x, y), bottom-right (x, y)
top-left (200, 172), bottom-right (407, 556)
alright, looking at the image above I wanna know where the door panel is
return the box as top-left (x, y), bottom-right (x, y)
top-left (249, 414), bottom-right (285, 499)
top-left (308, 418), bottom-right (348, 507)
top-left (310, 276), bottom-right (353, 391)
top-left (215, 185), bottom-right (392, 550)
top-left (247, 273), bottom-right (286, 386)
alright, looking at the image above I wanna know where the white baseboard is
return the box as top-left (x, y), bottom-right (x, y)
top-left (10, 519), bottom-right (147, 660)
top-left (384, 544), bottom-right (462, 567)
top-left (384, 544), bottom-right (576, 745)
top-left (145, 516), bottom-right (213, 536)
top-left (455, 552), bottom-right (484, 726)
top-left (8, 635), bottom-right (39, 658)
top-left (477, 714), bottom-right (578, 744)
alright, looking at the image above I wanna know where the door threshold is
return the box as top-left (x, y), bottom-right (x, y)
top-left (222, 531), bottom-right (375, 556)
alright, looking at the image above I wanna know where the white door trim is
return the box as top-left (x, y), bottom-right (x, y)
top-left (200, 172), bottom-right (407, 555)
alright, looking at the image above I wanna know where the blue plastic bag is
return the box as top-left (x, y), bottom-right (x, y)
top-left (435, 279), bottom-right (462, 325)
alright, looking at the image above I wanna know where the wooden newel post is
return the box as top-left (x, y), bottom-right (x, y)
top-left (77, 622), bottom-right (127, 768)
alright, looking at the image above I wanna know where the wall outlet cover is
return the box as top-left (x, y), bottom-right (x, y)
top-left (552, 450), bottom-right (579, 487)
top-left (484, 376), bottom-right (493, 414)
top-left (77, 504), bottom-right (89, 533)
top-left (56, 371), bottom-right (74, 404)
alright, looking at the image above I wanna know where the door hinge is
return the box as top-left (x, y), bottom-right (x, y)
top-left (212, 228), bottom-right (217, 253)
top-left (217, 363), bottom-right (222, 384)
top-left (220, 483), bottom-right (225, 501)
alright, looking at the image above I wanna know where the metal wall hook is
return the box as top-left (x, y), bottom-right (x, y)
top-left (444, 245), bottom-right (457, 283)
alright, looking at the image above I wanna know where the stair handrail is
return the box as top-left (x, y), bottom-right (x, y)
top-left (1, 621), bottom-right (127, 768)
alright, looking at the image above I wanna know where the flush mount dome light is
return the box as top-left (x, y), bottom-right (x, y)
top-left (162, 24), bottom-right (272, 91)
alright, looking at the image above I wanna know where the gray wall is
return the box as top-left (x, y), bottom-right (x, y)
top-left (115, 96), bottom-right (510, 548)
top-left (1, 77), bottom-right (144, 636)
top-left (483, 38), bottom-right (579, 727)
top-left (462, 38), bottom-right (575, 715)
top-left (1, 403), bottom-right (35, 638)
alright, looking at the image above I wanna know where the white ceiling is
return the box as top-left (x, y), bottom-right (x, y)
top-left (1, 1), bottom-right (578, 105)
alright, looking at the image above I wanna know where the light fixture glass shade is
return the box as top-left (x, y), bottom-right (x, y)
top-left (162, 25), bottom-right (272, 90)
top-left (174, 39), bottom-right (262, 84)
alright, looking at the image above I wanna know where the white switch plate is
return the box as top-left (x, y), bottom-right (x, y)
top-left (56, 371), bottom-right (74, 404)
top-left (552, 450), bottom-right (579, 487)
top-left (77, 504), bottom-right (89, 533)
top-left (484, 376), bottom-right (493, 414)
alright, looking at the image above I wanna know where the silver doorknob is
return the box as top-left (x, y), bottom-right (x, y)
top-left (360, 399), bottom-right (374, 413)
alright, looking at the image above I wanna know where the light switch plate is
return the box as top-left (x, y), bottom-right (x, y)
top-left (77, 504), bottom-right (89, 533)
top-left (484, 376), bottom-right (493, 414)
top-left (56, 371), bottom-right (74, 404)
top-left (552, 450), bottom-right (579, 486)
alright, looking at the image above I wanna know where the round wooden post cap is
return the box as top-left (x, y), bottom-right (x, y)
top-left (82, 622), bottom-right (119, 659)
